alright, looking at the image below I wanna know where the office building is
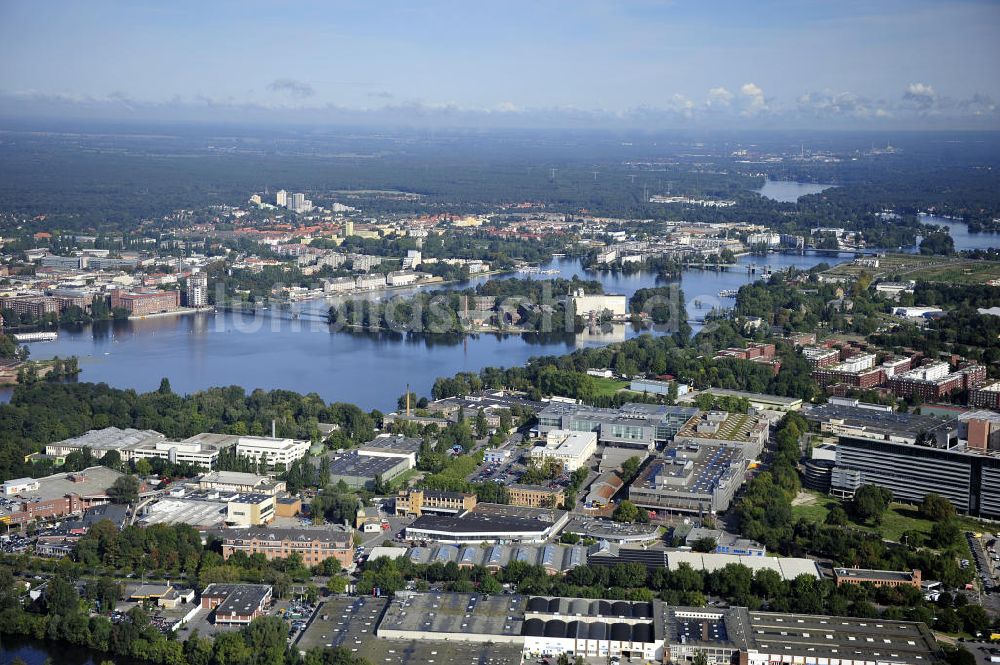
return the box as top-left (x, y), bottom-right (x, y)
top-left (684, 527), bottom-right (766, 556)
top-left (394, 489), bottom-right (476, 517)
top-left (186, 271), bottom-right (208, 307)
top-left (129, 432), bottom-right (238, 469)
top-left (535, 403), bottom-right (699, 450)
top-left (570, 290), bottom-right (628, 318)
top-left (673, 411), bottom-right (768, 459)
top-left (221, 527), bottom-right (353, 568)
top-left (507, 484), bottom-right (565, 509)
top-left (275, 190), bottom-right (288, 207)
top-left (326, 451), bottom-right (410, 490)
top-left (629, 378), bottom-right (689, 397)
top-left (528, 430), bottom-right (597, 471)
top-left (225, 493), bottom-right (275, 526)
top-left (235, 436), bottom-right (309, 469)
top-left (831, 434), bottom-right (1000, 518)
top-left (0, 466), bottom-right (126, 526)
top-left (802, 402), bottom-right (956, 446)
top-left (628, 443), bottom-right (748, 514)
top-left (110, 289), bottom-right (180, 316)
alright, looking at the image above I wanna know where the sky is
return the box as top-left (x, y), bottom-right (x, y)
top-left (0, 0), bottom-right (998, 129)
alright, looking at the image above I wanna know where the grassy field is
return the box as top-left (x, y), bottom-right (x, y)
top-left (821, 253), bottom-right (1000, 285)
top-left (792, 490), bottom-right (990, 544)
top-left (589, 376), bottom-right (631, 397)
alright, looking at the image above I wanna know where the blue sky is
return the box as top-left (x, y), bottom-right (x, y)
top-left (0, 0), bottom-right (998, 128)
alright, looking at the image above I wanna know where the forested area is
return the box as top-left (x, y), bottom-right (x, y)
top-left (2, 128), bottom-right (998, 241)
top-left (0, 567), bottom-right (366, 665)
top-left (0, 381), bottom-right (380, 482)
top-left (327, 276), bottom-right (602, 334)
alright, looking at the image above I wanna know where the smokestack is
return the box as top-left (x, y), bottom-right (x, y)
top-left (272, 419), bottom-right (276, 439)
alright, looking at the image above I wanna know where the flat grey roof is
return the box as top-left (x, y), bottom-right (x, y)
top-left (327, 452), bottom-right (409, 478)
top-left (15, 466), bottom-right (124, 502)
top-left (49, 427), bottom-right (165, 451)
top-left (378, 592), bottom-right (524, 637)
top-left (358, 435), bottom-right (422, 454)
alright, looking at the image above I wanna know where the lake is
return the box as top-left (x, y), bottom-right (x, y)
top-left (918, 213), bottom-right (1000, 252)
top-left (754, 179), bottom-right (835, 203)
top-left (9, 210), bottom-right (996, 412)
top-left (0, 636), bottom-right (122, 665)
top-left (9, 253), bottom-right (839, 411)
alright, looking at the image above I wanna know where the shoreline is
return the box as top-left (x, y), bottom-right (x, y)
top-left (128, 306), bottom-right (215, 321)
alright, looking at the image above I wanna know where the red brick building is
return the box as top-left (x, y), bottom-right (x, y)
top-left (200, 584), bottom-right (272, 624)
top-left (0, 296), bottom-right (60, 319)
top-left (813, 367), bottom-right (885, 389)
top-left (221, 528), bottom-right (353, 569)
top-left (970, 382), bottom-right (1000, 410)
top-left (110, 289), bottom-right (180, 316)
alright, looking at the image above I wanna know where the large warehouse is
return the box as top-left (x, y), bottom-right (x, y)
top-left (366, 592), bottom-right (938, 664)
top-left (404, 503), bottom-right (570, 544)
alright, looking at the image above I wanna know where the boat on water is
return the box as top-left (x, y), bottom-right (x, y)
top-left (13, 331), bottom-right (58, 343)
top-left (517, 266), bottom-right (560, 275)
top-left (718, 289), bottom-right (738, 298)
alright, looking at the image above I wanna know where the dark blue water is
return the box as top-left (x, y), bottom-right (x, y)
top-left (0, 636), bottom-right (115, 665)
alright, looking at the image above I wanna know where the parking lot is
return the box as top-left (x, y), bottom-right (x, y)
top-left (966, 532), bottom-right (1000, 592)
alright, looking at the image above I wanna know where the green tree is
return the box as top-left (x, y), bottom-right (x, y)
top-left (850, 485), bottom-right (892, 525)
top-left (109, 475), bottom-right (140, 504)
top-left (919, 493), bottom-right (956, 522)
top-left (613, 500), bottom-right (640, 523)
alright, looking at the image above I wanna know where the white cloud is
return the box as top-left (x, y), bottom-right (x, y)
top-left (740, 82), bottom-right (767, 115)
top-left (706, 86), bottom-right (734, 108)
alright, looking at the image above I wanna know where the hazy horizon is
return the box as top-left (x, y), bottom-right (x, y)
top-left (1, 0), bottom-right (998, 131)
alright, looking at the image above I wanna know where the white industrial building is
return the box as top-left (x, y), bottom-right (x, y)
top-left (570, 290), bottom-right (628, 318)
top-left (235, 436), bottom-right (309, 468)
top-left (529, 430), bottom-right (598, 471)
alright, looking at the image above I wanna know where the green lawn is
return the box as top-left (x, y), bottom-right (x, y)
top-left (793, 490), bottom-right (989, 546)
top-left (590, 376), bottom-right (631, 397)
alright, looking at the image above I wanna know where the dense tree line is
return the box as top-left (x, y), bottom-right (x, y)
top-left (0, 381), bottom-right (380, 482)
